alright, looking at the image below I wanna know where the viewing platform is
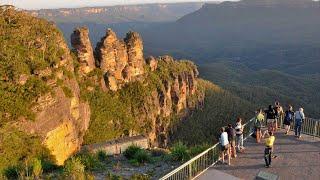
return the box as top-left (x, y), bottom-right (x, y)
top-left (160, 117), bottom-right (320, 180)
top-left (199, 129), bottom-right (320, 180)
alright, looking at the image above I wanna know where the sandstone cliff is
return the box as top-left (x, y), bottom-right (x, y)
top-left (71, 28), bottom-right (203, 147)
top-left (0, 7), bottom-right (204, 170)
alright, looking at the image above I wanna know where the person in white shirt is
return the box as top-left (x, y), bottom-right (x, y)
top-left (235, 118), bottom-right (245, 152)
top-left (294, 107), bottom-right (305, 138)
top-left (219, 127), bottom-right (231, 165)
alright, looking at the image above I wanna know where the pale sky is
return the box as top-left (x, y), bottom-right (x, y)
top-left (0, 0), bottom-right (228, 10)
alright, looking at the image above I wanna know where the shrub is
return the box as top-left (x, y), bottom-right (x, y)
top-left (170, 142), bottom-right (190, 162)
top-left (189, 144), bottom-right (211, 157)
top-left (3, 166), bottom-right (20, 179)
top-left (76, 151), bottom-right (103, 171)
top-left (133, 150), bottom-right (151, 164)
top-left (32, 158), bottom-right (42, 178)
top-left (105, 172), bottom-right (123, 180)
top-left (97, 150), bottom-right (108, 162)
top-left (63, 157), bottom-right (85, 179)
top-left (123, 145), bottom-right (143, 160)
top-left (130, 173), bottom-right (150, 180)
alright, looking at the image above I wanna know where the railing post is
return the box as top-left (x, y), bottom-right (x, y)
top-left (189, 162), bottom-right (192, 179)
top-left (314, 121), bottom-right (318, 139)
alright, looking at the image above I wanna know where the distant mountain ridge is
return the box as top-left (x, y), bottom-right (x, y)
top-left (28, 2), bottom-right (206, 24)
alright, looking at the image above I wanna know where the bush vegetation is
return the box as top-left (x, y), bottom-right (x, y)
top-left (123, 145), bottom-right (151, 165)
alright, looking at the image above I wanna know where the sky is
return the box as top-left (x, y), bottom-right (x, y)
top-left (0, 0), bottom-right (225, 10)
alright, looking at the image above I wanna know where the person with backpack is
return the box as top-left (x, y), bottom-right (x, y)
top-left (295, 107), bottom-right (305, 138)
top-left (235, 118), bottom-right (245, 152)
top-left (219, 127), bottom-right (231, 165)
top-left (283, 105), bottom-right (294, 135)
top-left (263, 131), bottom-right (276, 168)
top-left (254, 109), bottom-right (264, 143)
top-left (226, 123), bottom-right (237, 158)
top-left (265, 105), bottom-right (276, 133)
top-left (274, 101), bottom-right (284, 131)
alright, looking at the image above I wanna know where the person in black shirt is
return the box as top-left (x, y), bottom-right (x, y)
top-left (226, 124), bottom-right (237, 158)
top-left (265, 105), bottom-right (276, 133)
top-left (283, 105), bottom-right (294, 135)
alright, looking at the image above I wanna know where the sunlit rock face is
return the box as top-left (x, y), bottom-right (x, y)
top-left (71, 27), bottom-right (96, 75)
top-left (20, 37), bottom-right (91, 165)
top-left (95, 29), bottom-right (145, 91)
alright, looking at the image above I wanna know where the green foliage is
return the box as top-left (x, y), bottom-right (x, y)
top-left (63, 157), bottom-right (85, 179)
top-left (171, 79), bottom-right (254, 145)
top-left (0, 9), bottom-right (67, 123)
top-left (82, 88), bottom-right (134, 144)
top-left (97, 150), bottom-right (108, 162)
top-left (62, 85), bottom-right (73, 98)
top-left (123, 145), bottom-right (143, 160)
top-left (75, 151), bottom-right (104, 171)
top-left (123, 145), bottom-right (151, 165)
top-left (133, 150), bottom-right (151, 164)
top-left (105, 172), bottom-right (123, 180)
top-left (170, 142), bottom-right (190, 162)
top-left (3, 166), bottom-right (19, 179)
top-left (189, 144), bottom-right (211, 157)
top-left (32, 158), bottom-right (43, 178)
top-left (0, 125), bottom-right (53, 176)
top-left (130, 173), bottom-right (150, 180)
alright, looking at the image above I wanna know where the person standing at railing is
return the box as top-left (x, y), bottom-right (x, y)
top-left (219, 127), bottom-right (231, 165)
top-left (254, 109), bottom-right (265, 143)
top-left (226, 123), bottom-right (237, 158)
top-left (283, 105), bottom-right (294, 135)
top-left (235, 118), bottom-right (245, 152)
top-left (263, 131), bottom-right (276, 168)
top-left (295, 107), bottom-right (305, 138)
top-left (274, 101), bottom-right (284, 131)
top-left (265, 105), bottom-right (277, 133)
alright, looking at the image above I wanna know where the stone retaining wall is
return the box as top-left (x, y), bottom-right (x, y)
top-left (82, 135), bottom-right (149, 155)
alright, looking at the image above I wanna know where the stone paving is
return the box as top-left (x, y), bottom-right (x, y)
top-left (199, 130), bottom-right (320, 180)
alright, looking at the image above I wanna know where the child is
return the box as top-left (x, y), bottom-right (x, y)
top-left (263, 131), bottom-right (275, 168)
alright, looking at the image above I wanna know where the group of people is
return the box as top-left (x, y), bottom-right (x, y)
top-left (219, 101), bottom-right (306, 168)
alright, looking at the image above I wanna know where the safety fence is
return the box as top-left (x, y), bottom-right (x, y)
top-left (160, 116), bottom-right (319, 180)
top-left (278, 117), bottom-right (320, 138)
top-left (160, 118), bottom-right (256, 180)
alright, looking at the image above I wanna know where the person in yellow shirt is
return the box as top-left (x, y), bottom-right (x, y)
top-left (263, 131), bottom-right (275, 168)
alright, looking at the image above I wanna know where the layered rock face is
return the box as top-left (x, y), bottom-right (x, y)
top-left (20, 36), bottom-right (91, 165)
top-left (95, 29), bottom-right (145, 91)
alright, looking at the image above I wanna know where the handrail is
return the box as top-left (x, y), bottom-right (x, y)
top-left (160, 118), bottom-right (256, 180)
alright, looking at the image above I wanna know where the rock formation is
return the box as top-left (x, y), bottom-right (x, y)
top-left (71, 27), bottom-right (95, 75)
top-left (95, 29), bottom-right (145, 91)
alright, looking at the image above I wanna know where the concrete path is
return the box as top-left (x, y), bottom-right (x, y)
top-left (199, 130), bottom-right (320, 180)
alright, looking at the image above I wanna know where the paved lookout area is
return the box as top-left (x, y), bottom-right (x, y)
top-left (198, 130), bottom-right (320, 180)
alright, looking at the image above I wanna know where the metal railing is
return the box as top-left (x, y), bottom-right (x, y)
top-left (278, 117), bottom-right (320, 138)
top-left (161, 116), bottom-right (319, 180)
top-left (160, 118), bottom-right (256, 180)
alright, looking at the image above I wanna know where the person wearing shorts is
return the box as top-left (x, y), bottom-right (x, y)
top-left (219, 127), bottom-right (230, 165)
top-left (265, 105), bottom-right (276, 133)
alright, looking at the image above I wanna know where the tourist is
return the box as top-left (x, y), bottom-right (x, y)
top-left (219, 127), bottom-right (231, 165)
top-left (226, 123), bottom-right (237, 158)
top-left (263, 131), bottom-right (276, 168)
top-left (274, 101), bottom-right (284, 130)
top-left (235, 118), bottom-right (244, 152)
top-left (265, 105), bottom-right (276, 133)
top-left (254, 109), bottom-right (264, 143)
top-left (295, 107), bottom-right (305, 138)
top-left (283, 105), bottom-right (294, 135)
